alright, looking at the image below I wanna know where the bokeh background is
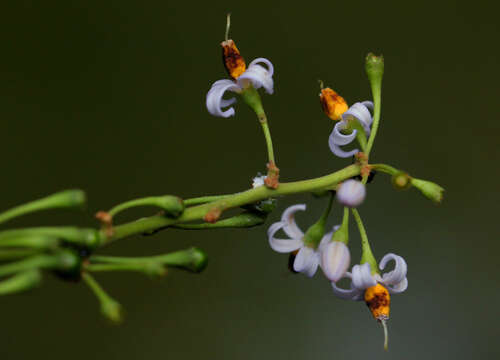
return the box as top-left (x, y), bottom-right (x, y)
top-left (0, 1), bottom-right (498, 359)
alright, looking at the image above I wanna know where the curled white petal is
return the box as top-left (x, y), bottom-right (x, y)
top-left (293, 246), bottom-right (319, 277)
top-left (386, 277), bottom-right (408, 294)
top-left (280, 204), bottom-right (306, 239)
top-left (328, 120), bottom-right (359, 158)
top-left (379, 253), bottom-right (407, 285)
top-left (351, 263), bottom-right (377, 290)
top-left (238, 62), bottom-right (274, 94)
top-left (206, 79), bottom-right (241, 118)
top-left (267, 221), bottom-right (303, 253)
top-left (248, 58), bottom-right (274, 76)
top-left (321, 241), bottom-right (351, 282)
top-left (336, 180), bottom-right (366, 208)
top-left (342, 102), bottom-right (373, 135)
top-left (331, 273), bottom-right (364, 300)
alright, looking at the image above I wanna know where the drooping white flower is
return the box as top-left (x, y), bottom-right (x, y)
top-left (336, 179), bottom-right (366, 207)
top-left (267, 204), bottom-right (335, 277)
top-left (331, 253), bottom-right (408, 301)
top-left (328, 101), bottom-right (374, 158)
top-left (206, 58), bottom-right (274, 118)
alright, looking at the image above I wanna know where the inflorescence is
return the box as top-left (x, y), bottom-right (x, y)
top-left (0, 15), bottom-right (443, 350)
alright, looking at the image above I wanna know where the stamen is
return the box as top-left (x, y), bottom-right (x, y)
top-left (381, 318), bottom-right (389, 351)
top-left (225, 13), bottom-right (231, 41)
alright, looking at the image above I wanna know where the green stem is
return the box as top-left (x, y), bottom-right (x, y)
top-left (105, 164), bottom-right (361, 244)
top-left (260, 116), bottom-right (276, 165)
top-left (86, 262), bottom-right (164, 275)
top-left (0, 227), bottom-right (100, 248)
top-left (351, 208), bottom-right (378, 273)
top-left (0, 254), bottom-right (62, 277)
top-left (371, 163), bottom-right (400, 176)
top-left (365, 76), bottom-right (382, 157)
top-left (0, 270), bottom-right (42, 295)
top-left (0, 190), bottom-right (85, 225)
top-left (82, 272), bottom-right (122, 323)
top-left (0, 249), bottom-right (41, 261)
top-left (184, 195), bottom-right (232, 206)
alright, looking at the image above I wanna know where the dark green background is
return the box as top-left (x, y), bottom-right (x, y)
top-left (0, 1), bottom-right (498, 359)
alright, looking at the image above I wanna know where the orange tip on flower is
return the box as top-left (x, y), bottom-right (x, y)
top-left (221, 39), bottom-right (247, 79)
top-left (364, 283), bottom-right (390, 321)
top-left (319, 88), bottom-right (348, 121)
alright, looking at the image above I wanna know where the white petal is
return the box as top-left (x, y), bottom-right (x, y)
top-left (331, 273), bottom-right (364, 301)
top-left (379, 253), bottom-right (407, 285)
top-left (342, 102), bottom-right (374, 135)
top-left (293, 246), bottom-right (319, 277)
top-left (328, 120), bottom-right (359, 158)
top-left (280, 204), bottom-right (306, 239)
top-left (238, 62), bottom-right (274, 94)
top-left (206, 79), bottom-right (241, 118)
top-left (386, 277), bottom-right (408, 294)
top-left (317, 227), bottom-right (337, 254)
top-left (321, 241), bottom-right (351, 282)
top-left (248, 58), bottom-right (274, 76)
top-left (336, 180), bottom-right (366, 208)
top-left (267, 221), bottom-right (303, 253)
top-left (351, 263), bottom-right (377, 290)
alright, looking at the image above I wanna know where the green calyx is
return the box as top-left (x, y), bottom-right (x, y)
top-left (240, 85), bottom-right (265, 119)
top-left (331, 207), bottom-right (349, 245)
top-left (303, 192), bottom-right (335, 248)
top-left (365, 53), bottom-right (384, 82)
top-left (410, 178), bottom-right (444, 203)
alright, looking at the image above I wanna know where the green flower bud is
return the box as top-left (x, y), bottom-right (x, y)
top-left (185, 247), bottom-right (208, 273)
top-left (410, 178), bottom-right (444, 203)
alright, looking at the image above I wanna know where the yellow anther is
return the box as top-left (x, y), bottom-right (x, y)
top-left (319, 88), bottom-right (348, 121)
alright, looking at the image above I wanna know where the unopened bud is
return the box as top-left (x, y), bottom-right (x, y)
top-left (319, 88), bottom-right (348, 121)
top-left (336, 180), bottom-right (366, 207)
top-left (321, 241), bottom-right (350, 282)
top-left (221, 39), bottom-right (246, 79)
top-left (410, 178), bottom-right (444, 203)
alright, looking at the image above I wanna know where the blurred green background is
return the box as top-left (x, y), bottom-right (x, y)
top-left (0, 1), bottom-right (498, 359)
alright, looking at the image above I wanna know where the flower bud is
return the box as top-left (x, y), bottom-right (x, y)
top-left (410, 178), bottom-right (444, 203)
top-left (221, 39), bottom-right (246, 79)
top-left (319, 88), bottom-right (348, 121)
top-left (321, 241), bottom-right (350, 282)
top-left (336, 180), bottom-right (366, 207)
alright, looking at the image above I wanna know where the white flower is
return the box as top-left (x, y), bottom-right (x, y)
top-left (328, 101), bottom-right (374, 158)
top-left (321, 238), bottom-right (351, 282)
top-left (336, 179), bottom-right (366, 207)
top-left (252, 175), bottom-right (267, 188)
top-left (206, 58), bottom-right (274, 118)
top-left (267, 204), bottom-right (334, 277)
top-left (331, 253), bottom-right (408, 300)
